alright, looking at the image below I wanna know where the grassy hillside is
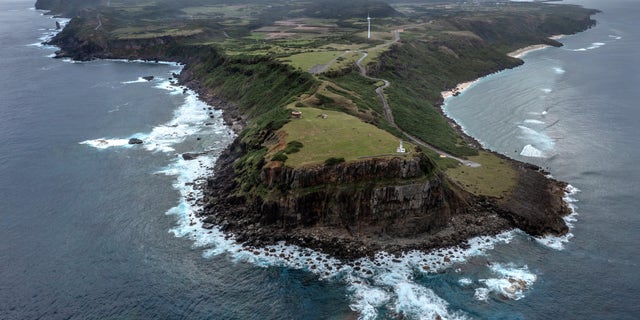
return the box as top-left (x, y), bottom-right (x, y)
top-left (44, 0), bottom-right (598, 198)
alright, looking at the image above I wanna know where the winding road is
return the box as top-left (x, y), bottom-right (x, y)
top-left (355, 30), bottom-right (480, 168)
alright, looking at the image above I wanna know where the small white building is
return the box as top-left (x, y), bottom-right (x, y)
top-left (396, 140), bottom-right (406, 153)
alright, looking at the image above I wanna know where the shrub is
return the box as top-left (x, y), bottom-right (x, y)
top-left (284, 140), bottom-right (304, 154)
top-left (271, 151), bottom-right (288, 162)
top-left (324, 157), bottom-right (345, 166)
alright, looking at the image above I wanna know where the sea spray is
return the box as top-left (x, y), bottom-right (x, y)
top-left (74, 50), bottom-right (562, 320)
top-left (535, 184), bottom-right (580, 250)
top-left (476, 263), bottom-right (537, 301)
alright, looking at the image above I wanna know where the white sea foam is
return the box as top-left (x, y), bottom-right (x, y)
top-left (88, 95), bottom-right (524, 320)
top-left (609, 35), bottom-right (622, 40)
top-left (458, 278), bottom-right (473, 286)
top-left (61, 58), bottom-right (81, 64)
top-left (535, 185), bottom-right (580, 250)
top-left (520, 144), bottom-right (545, 158)
top-left (541, 88), bottom-right (552, 93)
top-left (589, 42), bottom-right (605, 49)
top-left (144, 93), bottom-right (214, 152)
top-left (518, 125), bottom-right (555, 150)
top-left (524, 119), bottom-right (545, 125)
top-left (155, 80), bottom-right (185, 95)
top-left (79, 138), bottom-right (132, 149)
top-left (394, 282), bottom-right (461, 320)
top-left (553, 67), bottom-right (565, 74)
top-left (171, 174), bottom-right (518, 320)
top-left (474, 287), bottom-right (490, 301)
top-left (477, 263), bottom-right (537, 301)
top-left (330, 232), bottom-right (514, 319)
top-left (571, 42), bottom-right (606, 52)
top-left (77, 56), bottom-right (542, 319)
top-left (81, 75), bottom-right (215, 153)
top-left (28, 17), bottom-right (70, 47)
top-left (121, 77), bottom-right (149, 84)
top-left (106, 58), bottom-right (181, 67)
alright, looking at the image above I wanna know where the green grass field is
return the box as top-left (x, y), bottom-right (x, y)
top-left (279, 51), bottom-right (343, 71)
top-left (111, 26), bottom-right (203, 40)
top-left (445, 151), bottom-right (517, 197)
top-left (273, 107), bottom-right (414, 167)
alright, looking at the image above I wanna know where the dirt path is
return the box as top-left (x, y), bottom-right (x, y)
top-left (356, 30), bottom-right (480, 167)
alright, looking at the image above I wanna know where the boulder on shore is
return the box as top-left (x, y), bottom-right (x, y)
top-left (128, 138), bottom-right (144, 145)
top-left (182, 152), bottom-right (201, 160)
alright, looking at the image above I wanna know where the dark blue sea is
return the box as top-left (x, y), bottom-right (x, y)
top-left (1, 0), bottom-right (638, 319)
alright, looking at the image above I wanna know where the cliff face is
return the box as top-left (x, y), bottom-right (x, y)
top-left (255, 157), bottom-right (469, 237)
top-left (261, 157), bottom-right (428, 189)
top-left (50, 26), bottom-right (182, 61)
top-left (201, 139), bottom-right (570, 259)
top-left (41, 7), bottom-right (579, 260)
top-left (202, 143), bottom-right (508, 259)
top-left (35, 0), bottom-right (101, 15)
top-left (496, 164), bottom-right (570, 236)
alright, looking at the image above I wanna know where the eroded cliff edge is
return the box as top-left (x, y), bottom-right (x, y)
top-left (201, 139), bottom-right (569, 260)
top-left (38, 0), bottom-right (593, 260)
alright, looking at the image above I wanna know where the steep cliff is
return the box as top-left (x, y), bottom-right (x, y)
top-left (39, 1), bottom-right (589, 260)
top-left (200, 140), bottom-right (567, 260)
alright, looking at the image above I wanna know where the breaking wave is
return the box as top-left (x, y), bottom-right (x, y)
top-left (518, 125), bottom-right (555, 152)
top-left (72, 53), bottom-right (574, 320)
top-left (535, 185), bottom-right (580, 250)
top-left (476, 263), bottom-right (537, 301)
top-left (571, 42), bottom-right (606, 52)
top-left (524, 119), bottom-right (545, 125)
top-left (520, 144), bottom-right (545, 158)
top-left (121, 77), bottom-right (149, 84)
top-left (27, 15), bottom-right (69, 47)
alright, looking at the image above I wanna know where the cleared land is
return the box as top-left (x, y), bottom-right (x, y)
top-left (445, 151), bottom-right (517, 197)
top-left (272, 107), bottom-right (413, 167)
top-left (279, 50), bottom-right (343, 72)
top-left (54, 0), bottom-right (597, 197)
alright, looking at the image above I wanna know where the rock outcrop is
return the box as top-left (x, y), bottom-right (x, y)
top-left (42, 9), bottom-right (575, 261)
top-left (201, 140), bottom-right (569, 260)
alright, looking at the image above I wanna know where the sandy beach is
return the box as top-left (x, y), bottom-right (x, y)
top-left (442, 35), bottom-right (566, 100)
top-left (508, 44), bottom-right (551, 58)
top-left (441, 80), bottom-right (478, 100)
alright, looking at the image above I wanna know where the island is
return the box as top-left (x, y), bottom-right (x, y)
top-left (37, 0), bottom-right (598, 260)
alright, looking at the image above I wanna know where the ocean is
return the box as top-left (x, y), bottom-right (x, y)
top-left (0, 0), bottom-right (638, 319)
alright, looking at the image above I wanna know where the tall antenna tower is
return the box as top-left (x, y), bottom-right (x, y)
top-left (367, 13), bottom-right (371, 39)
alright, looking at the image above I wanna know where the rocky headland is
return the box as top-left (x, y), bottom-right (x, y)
top-left (38, 0), bottom-right (595, 260)
top-left (200, 137), bottom-right (569, 260)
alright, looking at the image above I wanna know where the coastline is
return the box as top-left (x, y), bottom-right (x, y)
top-left (507, 44), bottom-right (551, 59)
top-left (30, 7), bottom-right (591, 317)
top-left (41, 6), bottom-right (575, 261)
top-left (440, 35), bottom-right (565, 100)
top-left (196, 37), bottom-right (575, 259)
top-left (438, 38), bottom-right (579, 250)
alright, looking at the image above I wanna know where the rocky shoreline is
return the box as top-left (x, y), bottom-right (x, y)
top-left (199, 137), bottom-right (570, 260)
top-left (45, 14), bottom-right (573, 262)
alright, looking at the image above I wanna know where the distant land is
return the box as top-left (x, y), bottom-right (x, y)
top-left (37, 0), bottom-right (598, 259)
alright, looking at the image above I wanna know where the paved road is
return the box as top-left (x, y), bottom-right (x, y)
top-left (356, 30), bottom-right (480, 168)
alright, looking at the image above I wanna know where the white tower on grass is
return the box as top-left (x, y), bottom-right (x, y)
top-left (396, 140), bottom-right (406, 153)
top-left (367, 13), bottom-right (371, 39)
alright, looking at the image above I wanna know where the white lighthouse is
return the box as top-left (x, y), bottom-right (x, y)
top-left (367, 14), bottom-right (371, 39)
top-left (396, 140), bottom-right (406, 153)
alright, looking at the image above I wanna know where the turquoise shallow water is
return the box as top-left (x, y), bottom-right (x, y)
top-left (1, 0), bottom-right (638, 319)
